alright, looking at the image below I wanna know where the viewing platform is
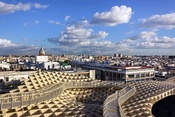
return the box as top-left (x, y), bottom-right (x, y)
top-left (0, 71), bottom-right (174, 117)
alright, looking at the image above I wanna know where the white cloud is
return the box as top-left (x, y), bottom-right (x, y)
top-left (65, 16), bottom-right (70, 21)
top-left (140, 12), bottom-right (175, 29)
top-left (120, 31), bottom-right (175, 49)
top-left (48, 25), bottom-right (133, 55)
top-left (32, 3), bottom-right (48, 9)
top-left (0, 38), bottom-right (38, 55)
top-left (48, 26), bottom-right (130, 54)
top-left (56, 29), bottom-right (175, 55)
top-left (23, 20), bottom-right (40, 27)
top-left (66, 6), bottom-right (132, 28)
top-left (109, 31), bottom-right (175, 55)
top-left (135, 35), bottom-right (175, 49)
top-left (90, 5), bottom-right (132, 26)
top-left (46, 6), bottom-right (133, 54)
top-left (0, 39), bottom-right (16, 47)
top-left (47, 22), bottom-right (175, 55)
top-left (129, 31), bottom-right (157, 41)
top-left (50, 40), bottom-right (132, 55)
top-left (0, 1), bottom-right (48, 15)
top-left (69, 19), bottom-right (89, 28)
top-left (48, 20), bottom-right (60, 25)
top-left (48, 25), bottom-right (108, 45)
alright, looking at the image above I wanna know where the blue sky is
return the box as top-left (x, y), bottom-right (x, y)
top-left (0, 0), bottom-right (175, 55)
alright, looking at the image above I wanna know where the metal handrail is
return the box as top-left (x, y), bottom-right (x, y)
top-left (0, 81), bottom-right (122, 110)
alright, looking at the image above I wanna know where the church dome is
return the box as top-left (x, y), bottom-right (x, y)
top-left (39, 47), bottom-right (45, 56)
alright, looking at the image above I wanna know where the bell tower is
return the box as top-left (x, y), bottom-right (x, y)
top-left (39, 47), bottom-right (45, 56)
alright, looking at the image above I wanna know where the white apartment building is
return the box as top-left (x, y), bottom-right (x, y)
top-left (0, 61), bottom-right (10, 70)
top-left (42, 62), bottom-right (60, 70)
top-left (83, 65), bottom-right (155, 82)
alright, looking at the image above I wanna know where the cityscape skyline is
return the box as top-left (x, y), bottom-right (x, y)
top-left (0, 0), bottom-right (175, 55)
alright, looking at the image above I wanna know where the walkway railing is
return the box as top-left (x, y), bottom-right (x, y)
top-left (0, 81), bottom-right (122, 110)
top-left (118, 86), bottom-right (136, 117)
top-left (0, 71), bottom-right (36, 77)
top-left (103, 80), bottom-right (175, 117)
top-left (103, 85), bottom-right (136, 117)
top-left (103, 91), bottom-right (119, 117)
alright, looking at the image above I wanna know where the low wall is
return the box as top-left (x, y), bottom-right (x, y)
top-left (104, 80), bottom-right (175, 117)
top-left (103, 85), bottom-right (136, 117)
top-left (118, 86), bottom-right (136, 117)
top-left (103, 91), bottom-right (119, 117)
top-left (0, 71), bottom-right (36, 77)
top-left (0, 81), bottom-right (123, 110)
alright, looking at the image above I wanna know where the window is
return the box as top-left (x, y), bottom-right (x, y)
top-left (141, 74), bottom-right (144, 77)
top-left (136, 74), bottom-right (140, 78)
top-left (128, 74), bottom-right (134, 78)
top-left (113, 73), bottom-right (116, 77)
top-left (5, 77), bottom-right (9, 82)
